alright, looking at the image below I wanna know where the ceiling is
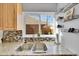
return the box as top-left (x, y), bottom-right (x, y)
top-left (22, 3), bottom-right (77, 13)
top-left (22, 3), bottom-right (57, 12)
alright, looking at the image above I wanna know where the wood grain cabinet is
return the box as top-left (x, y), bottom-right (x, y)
top-left (0, 3), bottom-right (22, 30)
top-left (17, 3), bottom-right (22, 30)
top-left (0, 4), bottom-right (3, 30)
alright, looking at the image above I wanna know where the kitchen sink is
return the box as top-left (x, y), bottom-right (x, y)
top-left (16, 43), bottom-right (33, 51)
top-left (16, 42), bottom-right (47, 53)
top-left (32, 42), bottom-right (47, 53)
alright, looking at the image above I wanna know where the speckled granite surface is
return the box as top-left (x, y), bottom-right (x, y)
top-left (2, 30), bottom-right (22, 42)
top-left (0, 41), bottom-right (77, 56)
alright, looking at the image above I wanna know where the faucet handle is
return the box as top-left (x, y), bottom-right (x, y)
top-left (24, 39), bottom-right (27, 43)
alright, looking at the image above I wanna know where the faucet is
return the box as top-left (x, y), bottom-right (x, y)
top-left (24, 39), bottom-right (27, 43)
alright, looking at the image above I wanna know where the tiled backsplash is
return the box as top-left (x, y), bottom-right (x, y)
top-left (1, 30), bottom-right (22, 42)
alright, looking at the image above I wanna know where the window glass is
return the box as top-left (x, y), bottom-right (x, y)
top-left (26, 14), bottom-right (55, 35)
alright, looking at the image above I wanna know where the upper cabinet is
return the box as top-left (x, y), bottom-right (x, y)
top-left (2, 4), bottom-right (17, 30)
top-left (17, 3), bottom-right (22, 15)
top-left (17, 3), bottom-right (23, 30)
top-left (0, 3), bottom-right (22, 30)
top-left (73, 4), bottom-right (79, 15)
top-left (0, 4), bottom-right (3, 30)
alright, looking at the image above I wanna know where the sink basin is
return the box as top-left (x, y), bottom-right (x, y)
top-left (32, 42), bottom-right (47, 53)
top-left (16, 42), bottom-right (47, 53)
top-left (16, 43), bottom-right (33, 51)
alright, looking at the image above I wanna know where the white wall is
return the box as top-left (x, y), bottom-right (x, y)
top-left (22, 3), bottom-right (57, 12)
top-left (62, 32), bottom-right (79, 55)
top-left (74, 4), bottom-right (79, 15)
top-left (62, 17), bottom-right (79, 54)
top-left (61, 18), bottom-right (79, 55)
top-left (64, 19), bottom-right (79, 29)
top-left (57, 3), bottom-right (69, 11)
top-left (58, 4), bottom-right (79, 55)
top-left (17, 14), bottom-right (23, 30)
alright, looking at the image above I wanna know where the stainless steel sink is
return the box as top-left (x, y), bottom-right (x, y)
top-left (16, 42), bottom-right (47, 53)
top-left (16, 43), bottom-right (33, 51)
top-left (32, 42), bottom-right (47, 53)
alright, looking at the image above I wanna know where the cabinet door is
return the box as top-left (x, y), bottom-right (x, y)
top-left (17, 3), bottom-right (22, 15)
top-left (0, 4), bottom-right (3, 30)
top-left (17, 3), bottom-right (22, 30)
top-left (2, 4), bottom-right (17, 30)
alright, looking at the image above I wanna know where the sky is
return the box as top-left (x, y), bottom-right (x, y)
top-left (30, 15), bottom-right (54, 24)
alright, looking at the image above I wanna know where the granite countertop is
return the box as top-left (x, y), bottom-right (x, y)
top-left (0, 41), bottom-right (77, 56)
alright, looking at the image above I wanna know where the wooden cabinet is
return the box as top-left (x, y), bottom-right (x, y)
top-left (0, 3), bottom-right (22, 30)
top-left (2, 4), bottom-right (17, 30)
top-left (17, 3), bottom-right (22, 30)
top-left (0, 4), bottom-right (3, 30)
top-left (17, 3), bottom-right (22, 15)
